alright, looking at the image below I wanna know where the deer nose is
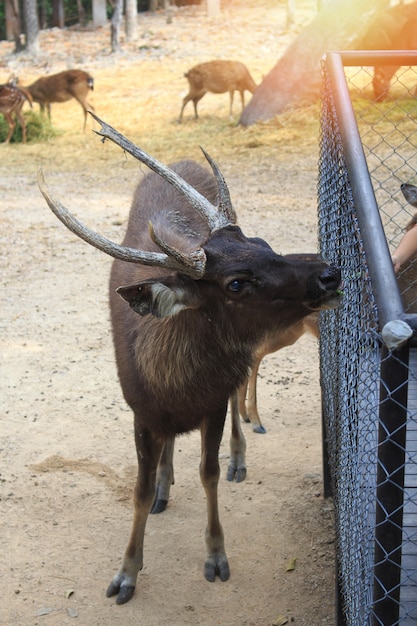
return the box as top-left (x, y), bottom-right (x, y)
top-left (319, 264), bottom-right (341, 291)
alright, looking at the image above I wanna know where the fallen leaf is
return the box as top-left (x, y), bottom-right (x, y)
top-left (286, 557), bottom-right (297, 571)
top-left (65, 589), bottom-right (74, 599)
top-left (273, 616), bottom-right (288, 626)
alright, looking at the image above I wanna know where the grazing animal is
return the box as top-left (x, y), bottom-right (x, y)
top-left (26, 69), bottom-right (94, 130)
top-left (0, 83), bottom-right (32, 143)
top-left (358, 1), bottom-right (417, 100)
top-left (39, 114), bottom-right (341, 605)
top-left (179, 60), bottom-right (256, 122)
top-left (397, 182), bottom-right (417, 312)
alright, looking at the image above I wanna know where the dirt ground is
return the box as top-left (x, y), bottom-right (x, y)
top-left (0, 2), bottom-right (336, 625)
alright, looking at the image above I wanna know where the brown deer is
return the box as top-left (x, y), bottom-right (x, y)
top-left (179, 60), bottom-right (256, 122)
top-left (358, 1), bottom-right (417, 100)
top-left (237, 306), bottom-right (320, 435)
top-left (394, 182), bottom-right (417, 313)
top-left (39, 114), bottom-right (341, 604)
top-left (26, 69), bottom-right (94, 130)
top-left (0, 83), bottom-right (32, 143)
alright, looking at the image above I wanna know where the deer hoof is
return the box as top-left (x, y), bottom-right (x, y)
top-left (226, 462), bottom-right (246, 483)
top-left (106, 575), bottom-right (136, 604)
top-left (204, 555), bottom-right (230, 582)
top-left (151, 498), bottom-right (168, 514)
top-left (252, 424), bottom-right (266, 434)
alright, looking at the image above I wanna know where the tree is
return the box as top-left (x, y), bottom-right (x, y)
top-left (111, 0), bottom-right (123, 52)
top-left (52, 0), bottom-right (64, 28)
top-left (125, 0), bottom-right (137, 42)
top-left (5, 0), bottom-right (22, 52)
top-left (23, 0), bottom-right (39, 55)
top-left (239, 0), bottom-right (389, 127)
top-left (93, 0), bottom-right (107, 28)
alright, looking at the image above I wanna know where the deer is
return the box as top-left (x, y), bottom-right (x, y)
top-left (0, 82), bottom-right (32, 144)
top-left (39, 113), bottom-right (341, 605)
top-left (179, 60), bottom-right (256, 122)
top-left (358, 1), bottom-right (417, 101)
top-left (26, 69), bottom-right (94, 130)
top-left (237, 305), bottom-right (320, 435)
top-left (392, 182), bottom-right (417, 313)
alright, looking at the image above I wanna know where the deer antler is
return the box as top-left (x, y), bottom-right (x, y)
top-left (38, 170), bottom-right (207, 279)
top-left (89, 112), bottom-right (233, 231)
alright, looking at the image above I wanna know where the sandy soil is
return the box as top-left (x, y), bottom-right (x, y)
top-left (0, 2), bottom-right (335, 625)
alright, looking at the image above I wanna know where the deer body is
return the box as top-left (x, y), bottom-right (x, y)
top-left (179, 60), bottom-right (256, 122)
top-left (27, 69), bottom-right (94, 129)
top-left (359, 2), bottom-right (417, 100)
top-left (0, 83), bottom-right (32, 143)
top-left (238, 308), bottom-right (319, 434)
top-left (396, 182), bottom-right (417, 313)
top-left (40, 116), bottom-right (341, 605)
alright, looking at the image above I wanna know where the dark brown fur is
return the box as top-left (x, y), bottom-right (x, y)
top-left (41, 132), bottom-right (341, 605)
top-left (26, 69), bottom-right (94, 130)
top-left (105, 160), bottom-right (340, 603)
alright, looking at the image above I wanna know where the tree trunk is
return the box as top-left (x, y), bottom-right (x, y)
top-left (23, 0), bottom-right (39, 55)
top-left (125, 0), bottom-right (138, 42)
top-left (93, 0), bottom-right (107, 28)
top-left (111, 0), bottom-right (123, 52)
top-left (239, 0), bottom-right (389, 126)
top-left (5, 0), bottom-right (23, 53)
top-left (76, 0), bottom-right (86, 26)
top-left (52, 0), bottom-right (65, 28)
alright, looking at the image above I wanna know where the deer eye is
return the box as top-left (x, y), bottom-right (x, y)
top-left (228, 279), bottom-right (245, 293)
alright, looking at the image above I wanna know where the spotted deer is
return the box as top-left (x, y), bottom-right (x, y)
top-left (0, 83), bottom-right (32, 143)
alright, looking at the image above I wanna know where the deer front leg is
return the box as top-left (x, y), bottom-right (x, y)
top-left (200, 413), bottom-right (230, 582)
top-left (106, 424), bottom-right (164, 604)
top-left (151, 436), bottom-right (175, 514)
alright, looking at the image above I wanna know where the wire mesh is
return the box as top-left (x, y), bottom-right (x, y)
top-left (318, 53), bottom-right (417, 626)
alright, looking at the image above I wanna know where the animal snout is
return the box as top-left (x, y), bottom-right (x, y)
top-left (319, 264), bottom-right (341, 291)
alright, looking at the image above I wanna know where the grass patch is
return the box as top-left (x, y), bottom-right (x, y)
top-left (0, 111), bottom-right (59, 144)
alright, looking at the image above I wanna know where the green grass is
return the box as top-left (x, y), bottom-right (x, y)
top-left (0, 110), bottom-right (59, 143)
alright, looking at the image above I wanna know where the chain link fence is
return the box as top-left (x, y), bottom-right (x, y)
top-left (318, 52), bottom-right (417, 626)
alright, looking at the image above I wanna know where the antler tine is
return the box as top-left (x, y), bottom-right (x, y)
top-left (38, 169), bottom-right (206, 279)
top-left (88, 112), bottom-right (228, 232)
top-left (199, 146), bottom-right (236, 225)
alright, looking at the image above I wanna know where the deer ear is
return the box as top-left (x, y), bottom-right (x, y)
top-left (116, 280), bottom-right (200, 318)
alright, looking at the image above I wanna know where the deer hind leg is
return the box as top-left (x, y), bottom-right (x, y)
top-left (15, 108), bottom-right (26, 143)
top-left (245, 356), bottom-right (266, 434)
top-left (200, 411), bottom-right (230, 582)
top-left (179, 90), bottom-right (206, 122)
top-left (106, 422), bottom-right (164, 604)
top-left (227, 391), bottom-right (247, 482)
top-left (151, 435), bottom-right (175, 513)
top-left (4, 112), bottom-right (16, 143)
top-left (228, 90), bottom-right (235, 118)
